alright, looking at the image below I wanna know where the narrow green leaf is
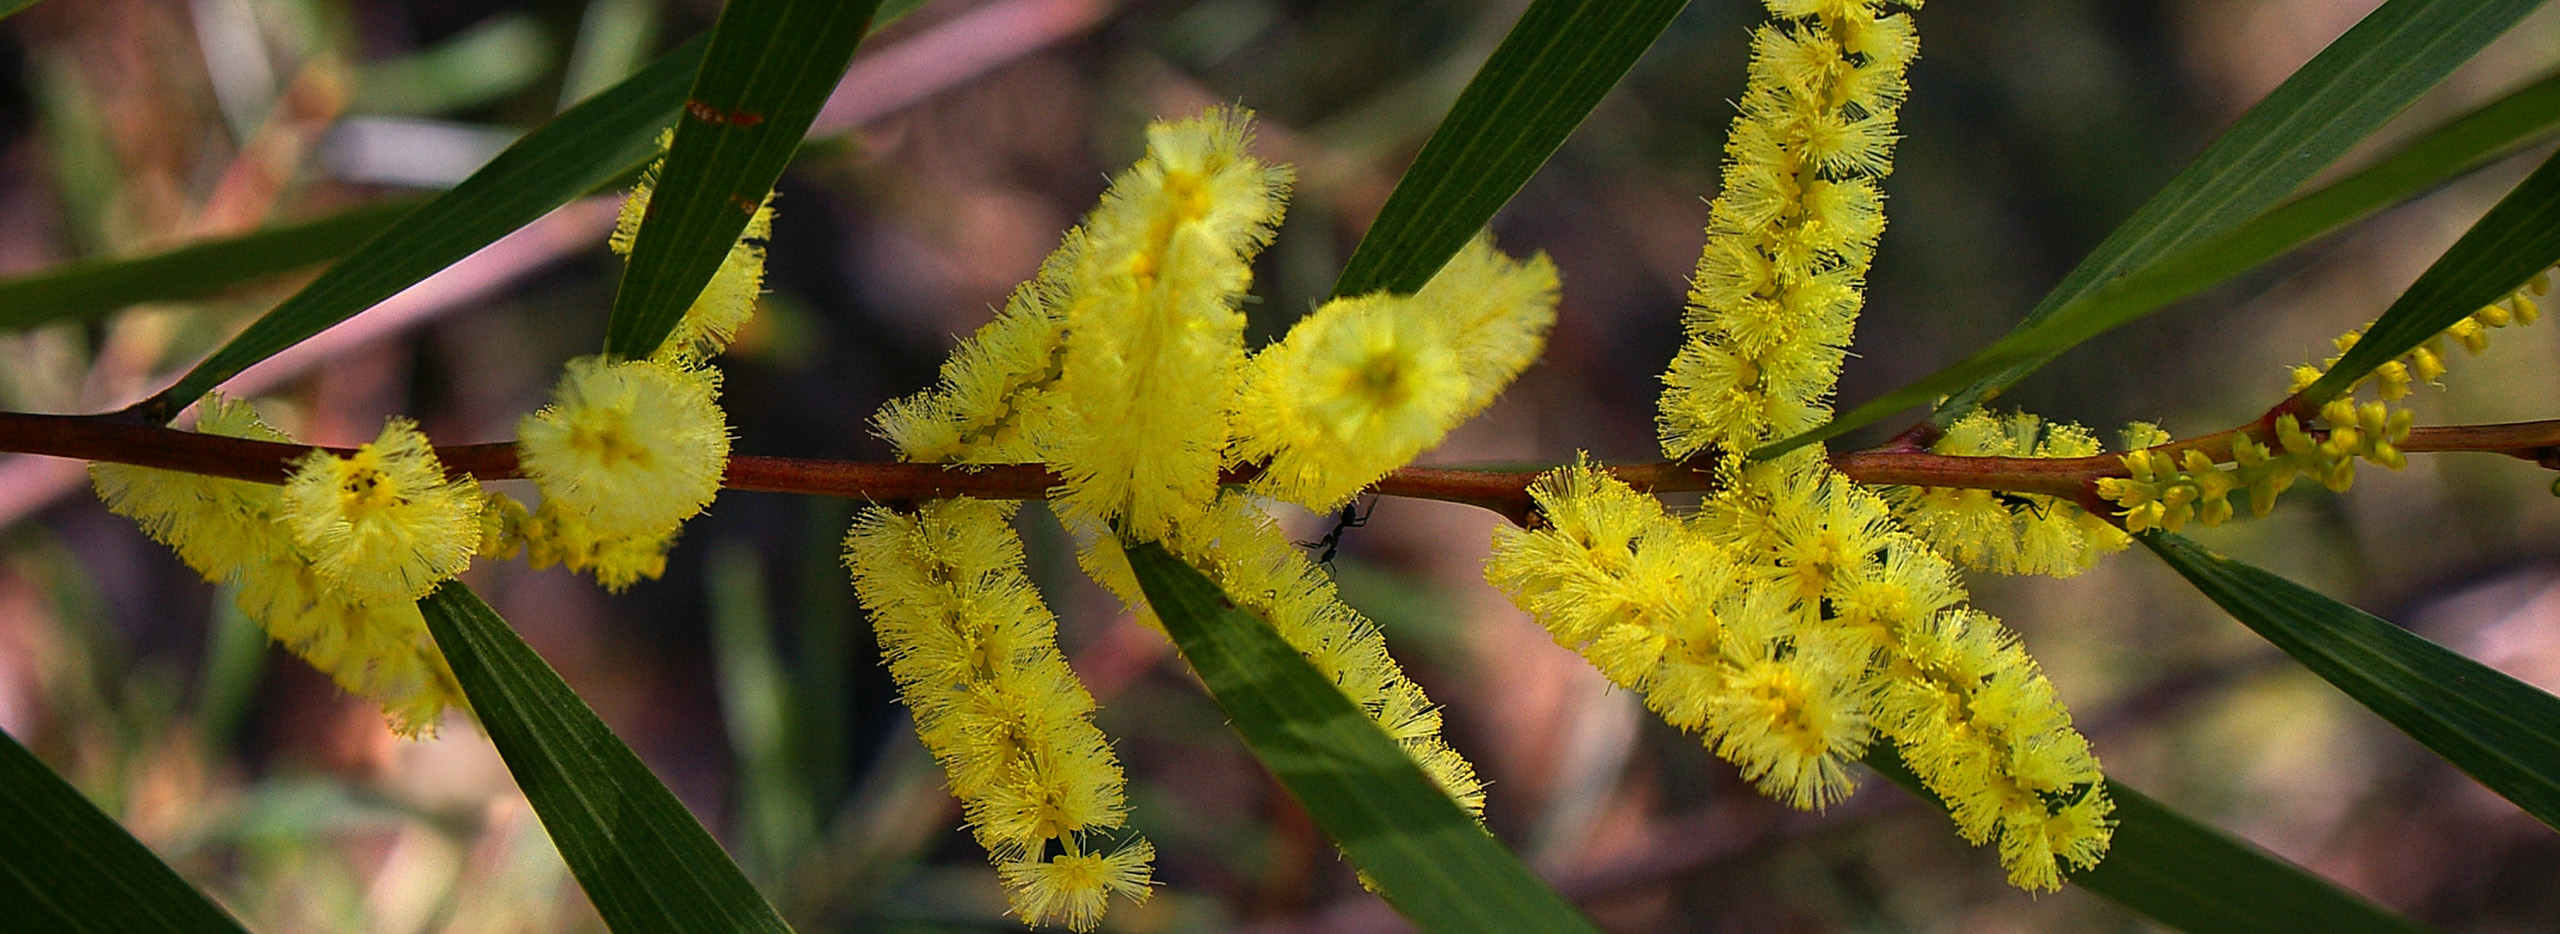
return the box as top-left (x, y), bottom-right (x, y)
top-left (2142, 532), bottom-right (2560, 831)
top-left (0, 197), bottom-right (426, 334)
top-left (1328, 0), bottom-right (1688, 299)
top-left (0, 726), bottom-right (250, 933)
top-left (1866, 747), bottom-right (2431, 934)
top-left (419, 582), bottom-right (794, 934)
top-left (149, 34), bottom-right (713, 419)
top-left (2304, 147), bottom-right (2560, 405)
top-left (0, 1), bottom-right (43, 21)
top-left (601, 0), bottom-right (881, 360)
top-left (1757, 0), bottom-right (2548, 459)
top-left (1122, 541), bottom-right (1601, 934)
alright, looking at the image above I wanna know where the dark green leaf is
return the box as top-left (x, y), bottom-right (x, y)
top-left (419, 582), bottom-right (794, 934)
top-left (2142, 532), bottom-right (2560, 831)
top-left (1756, 0), bottom-right (2548, 459)
top-left (1865, 747), bottom-right (2431, 934)
top-left (1328, 0), bottom-right (1688, 299)
top-left (0, 197), bottom-right (426, 334)
top-left (0, 1), bottom-right (42, 21)
top-left (150, 33), bottom-right (714, 419)
top-left (0, 726), bottom-right (250, 934)
top-left (2304, 147), bottom-right (2560, 405)
top-left (1122, 541), bottom-right (1601, 934)
top-left (601, 0), bottom-right (881, 359)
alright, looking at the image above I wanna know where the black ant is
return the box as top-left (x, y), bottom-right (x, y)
top-left (1993, 492), bottom-right (2052, 520)
top-left (1298, 496), bottom-right (1376, 565)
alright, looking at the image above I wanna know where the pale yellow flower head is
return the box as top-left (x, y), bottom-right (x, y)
top-left (280, 417), bottom-right (480, 602)
top-left (1235, 235), bottom-right (1559, 512)
top-left (518, 355), bottom-right (730, 539)
top-left (996, 841), bottom-right (1156, 933)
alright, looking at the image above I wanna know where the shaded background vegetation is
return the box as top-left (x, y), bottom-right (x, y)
top-left (1, 0), bottom-right (2556, 929)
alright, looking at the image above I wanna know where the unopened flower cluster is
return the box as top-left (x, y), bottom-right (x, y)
top-left (2099, 270), bottom-right (2549, 532)
top-left (92, 137), bottom-right (759, 735)
top-left (1487, 0), bottom-right (2119, 892)
top-left (847, 108), bottom-right (1558, 928)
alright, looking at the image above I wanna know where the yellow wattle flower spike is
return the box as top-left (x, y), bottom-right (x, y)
top-left (90, 394), bottom-right (298, 581)
top-left (844, 499), bottom-right (1151, 931)
top-left (1660, 0), bottom-right (1919, 460)
top-left (1049, 107), bottom-right (1291, 539)
top-left (517, 355), bottom-right (731, 539)
top-left (280, 417), bottom-right (481, 603)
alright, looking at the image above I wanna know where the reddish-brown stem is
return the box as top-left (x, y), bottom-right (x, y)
top-left (6, 410), bottom-right (2558, 525)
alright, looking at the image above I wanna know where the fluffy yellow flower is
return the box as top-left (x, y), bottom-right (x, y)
top-left (280, 417), bottom-right (480, 602)
top-left (90, 394), bottom-right (297, 581)
top-left (1660, 0), bottom-right (1919, 459)
top-left (1235, 236), bottom-right (1559, 512)
top-left (843, 499), bottom-right (1151, 926)
top-left (996, 840), bottom-right (1156, 933)
top-left (1707, 633), bottom-right (1874, 809)
top-left (1049, 107), bottom-right (1290, 538)
top-left (517, 355), bottom-right (729, 538)
top-left (1234, 295), bottom-right (1464, 510)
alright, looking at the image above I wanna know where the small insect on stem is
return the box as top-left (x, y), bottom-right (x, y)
top-left (1298, 495), bottom-right (1376, 565)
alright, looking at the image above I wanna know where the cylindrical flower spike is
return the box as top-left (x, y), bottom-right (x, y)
top-left (845, 500), bottom-right (1151, 931)
top-left (1049, 107), bottom-right (1291, 539)
top-left (1660, 0), bottom-right (1921, 459)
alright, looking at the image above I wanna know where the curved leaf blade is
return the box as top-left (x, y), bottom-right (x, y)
top-left (601, 0), bottom-right (880, 360)
top-left (1866, 746), bottom-right (2431, 934)
top-left (2305, 147), bottom-right (2560, 405)
top-left (2142, 532), bottom-right (2560, 831)
top-left (419, 582), bottom-right (794, 934)
top-left (151, 34), bottom-right (714, 419)
top-left (0, 727), bottom-right (250, 933)
top-left (1122, 541), bottom-right (1601, 934)
top-left (1757, 0), bottom-right (2549, 459)
top-left (1328, 0), bottom-right (1688, 299)
top-left (0, 197), bottom-right (426, 334)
